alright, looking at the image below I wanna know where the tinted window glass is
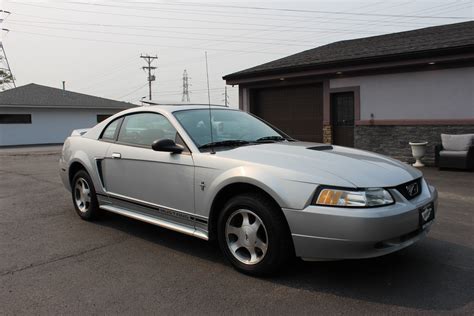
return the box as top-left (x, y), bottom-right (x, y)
top-left (97, 114), bottom-right (111, 123)
top-left (0, 114), bottom-right (31, 124)
top-left (173, 109), bottom-right (282, 147)
top-left (101, 119), bottom-right (120, 140)
top-left (118, 113), bottom-right (177, 146)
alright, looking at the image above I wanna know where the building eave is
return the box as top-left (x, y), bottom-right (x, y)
top-left (0, 104), bottom-right (136, 109)
top-left (224, 45), bottom-right (474, 85)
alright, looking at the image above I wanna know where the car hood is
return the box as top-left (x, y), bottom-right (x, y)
top-left (214, 142), bottom-right (422, 188)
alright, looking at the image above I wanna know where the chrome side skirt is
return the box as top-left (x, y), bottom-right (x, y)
top-left (100, 204), bottom-right (209, 241)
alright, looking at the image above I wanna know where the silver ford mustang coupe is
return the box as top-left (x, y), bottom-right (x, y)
top-left (59, 104), bottom-right (437, 275)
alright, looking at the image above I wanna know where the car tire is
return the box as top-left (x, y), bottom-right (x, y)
top-left (71, 170), bottom-right (100, 221)
top-left (217, 192), bottom-right (293, 276)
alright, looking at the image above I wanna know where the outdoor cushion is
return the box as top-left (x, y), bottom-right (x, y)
top-left (439, 150), bottom-right (469, 158)
top-left (441, 134), bottom-right (474, 151)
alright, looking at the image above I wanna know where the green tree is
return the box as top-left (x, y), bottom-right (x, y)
top-left (0, 69), bottom-right (13, 85)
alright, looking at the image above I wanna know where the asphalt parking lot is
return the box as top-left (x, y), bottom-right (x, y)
top-left (1, 146), bottom-right (473, 315)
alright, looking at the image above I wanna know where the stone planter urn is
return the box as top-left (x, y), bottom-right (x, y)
top-left (409, 142), bottom-right (428, 167)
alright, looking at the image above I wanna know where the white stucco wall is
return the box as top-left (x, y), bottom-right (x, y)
top-left (330, 67), bottom-right (474, 120)
top-left (0, 107), bottom-right (120, 146)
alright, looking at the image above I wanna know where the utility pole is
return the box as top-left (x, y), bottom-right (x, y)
top-left (222, 86), bottom-right (230, 107)
top-left (140, 54), bottom-right (157, 100)
top-left (0, 11), bottom-right (15, 91)
top-left (181, 69), bottom-right (190, 102)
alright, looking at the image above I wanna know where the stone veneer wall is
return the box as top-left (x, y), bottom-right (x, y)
top-left (354, 125), bottom-right (474, 166)
top-left (323, 124), bottom-right (332, 144)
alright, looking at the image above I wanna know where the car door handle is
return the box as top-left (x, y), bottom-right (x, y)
top-left (111, 153), bottom-right (122, 159)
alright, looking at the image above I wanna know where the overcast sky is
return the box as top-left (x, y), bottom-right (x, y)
top-left (1, 0), bottom-right (472, 106)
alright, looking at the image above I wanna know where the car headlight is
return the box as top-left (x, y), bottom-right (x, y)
top-left (314, 187), bottom-right (394, 207)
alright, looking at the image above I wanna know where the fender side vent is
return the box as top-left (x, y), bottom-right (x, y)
top-left (307, 145), bottom-right (333, 151)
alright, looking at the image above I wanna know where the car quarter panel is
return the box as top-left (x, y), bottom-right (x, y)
top-left (60, 137), bottom-right (111, 194)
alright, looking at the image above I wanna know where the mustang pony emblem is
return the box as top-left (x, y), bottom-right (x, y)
top-left (422, 206), bottom-right (433, 221)
top-left (406, 182), bottom-right (419, 197)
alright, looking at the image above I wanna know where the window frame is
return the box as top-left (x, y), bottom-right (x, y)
top-left (99, 117), bottom-right (124, 143)
top-left (172, 108), bottom-right (293, 151)
top-left (99, 111), bottom-right (190, 153)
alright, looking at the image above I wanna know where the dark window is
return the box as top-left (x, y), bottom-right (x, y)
top-left (330, 91), bottom-right (355, 148)
top-left (331, 92), bottom-right (354, 127)
top-left (100, 118), bottom-right (121, 141)
top-left (118, 113), bottom-right (177, 147)
top-left (97, 114), bottom-right (111, 123)
top-left (0, 114), bottom-right (32, 124)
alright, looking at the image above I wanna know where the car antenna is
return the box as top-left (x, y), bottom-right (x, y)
top-left (205, 51), bottom-right (215, 155)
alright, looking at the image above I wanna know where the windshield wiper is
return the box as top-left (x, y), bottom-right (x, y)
top-left (255, 136), bottom-right (286, 142)
top-left (198, 140), bottom-right (250, 149)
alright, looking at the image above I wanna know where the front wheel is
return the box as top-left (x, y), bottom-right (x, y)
top-left (71, 170), bottom-right (100, 220)
top-left (217, 193), bottom-right (293, 276)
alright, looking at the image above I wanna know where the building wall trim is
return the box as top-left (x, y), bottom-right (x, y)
top-left (356, 119), bottom-right (474, 126)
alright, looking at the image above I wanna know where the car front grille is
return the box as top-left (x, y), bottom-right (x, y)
top-left (395, 178), bottom-right (422, 200)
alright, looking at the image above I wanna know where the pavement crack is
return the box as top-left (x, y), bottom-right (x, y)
top-left (0, 169), bottom-right (60, 186)
top-left (0, 237), bottom-right (128, 277)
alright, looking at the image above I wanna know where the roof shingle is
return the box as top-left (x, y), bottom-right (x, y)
top-left (224, 21), bottom-right (474, 80)
top-left (0, 83), bottom-right (136, 109)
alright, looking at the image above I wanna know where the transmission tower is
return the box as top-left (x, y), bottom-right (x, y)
top-left (222, 86), bottom-right (230, 107)
top-left (140, 54), bottom-right (157, 100)
top-left (181, 69), bottom-right (190, 102)
top-left (0, 11), bottom-right (15, 91)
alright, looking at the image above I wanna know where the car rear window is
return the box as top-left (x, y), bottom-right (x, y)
top-left (101, 119), bottom-right (121, 140)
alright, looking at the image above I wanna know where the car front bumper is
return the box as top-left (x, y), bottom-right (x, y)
top-left (283, 182), bottom-right (438, 260)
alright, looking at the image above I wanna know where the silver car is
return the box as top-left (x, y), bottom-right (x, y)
top-left (59, 105), bottom-right (437, 275)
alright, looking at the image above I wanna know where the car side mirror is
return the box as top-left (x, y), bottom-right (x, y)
top-left (151, 139), bottom-right (184, 154)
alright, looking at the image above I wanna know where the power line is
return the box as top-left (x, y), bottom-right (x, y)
top-left (7, 21), bottom-right (325, 46)
top-left (16, 2), bottom-right (467, 32)
top-left (192, 0), bottom-right (384, 63)
top-left (75, 58), bottom-right (139, 90)
top-left (313, 0), bottom-right (471, 44)
top-left (11, 12), bottom-right (441, 29)
top-left (61, 1), bottom-right (447, 26)
top-left (7, 19), bottom-right (381, 37)
top-left (112, 0), bottom-right (469, 19)
top-left (11, 30), bottom-right (293, 55)
top-left (117, 82), bottom-right (149, 100)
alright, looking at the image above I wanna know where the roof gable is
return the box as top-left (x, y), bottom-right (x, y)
top-left (224, 21), bottom-right (474, 80)
top-left (0, 83), bottom-right (136, 109)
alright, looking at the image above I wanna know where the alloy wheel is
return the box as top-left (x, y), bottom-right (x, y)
top-left (74, 178), bottom-right (91, 213)
top-left (225, 209), bottom-right (268, 265)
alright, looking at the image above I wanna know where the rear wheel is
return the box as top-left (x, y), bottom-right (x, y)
top-left (217, 192), bottom-right (293, 276)
top-left (71, 170), bottom-right (100, 220)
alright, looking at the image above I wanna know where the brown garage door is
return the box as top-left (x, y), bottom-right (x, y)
top-left (250, 84), bottom-right (323, 142)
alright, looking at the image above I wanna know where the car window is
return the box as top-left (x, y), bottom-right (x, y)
top-left (101, 118), bottom-right (121, 140)
top-left (117, 113), bottom-right (177, 147)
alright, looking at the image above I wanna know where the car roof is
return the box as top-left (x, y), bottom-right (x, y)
top-left (125, 104), bottom-right (238, 115)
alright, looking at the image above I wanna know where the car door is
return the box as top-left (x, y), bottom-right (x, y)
top-left (101, 112), bottom-right (195, 215)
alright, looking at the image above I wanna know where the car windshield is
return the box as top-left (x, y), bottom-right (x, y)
top-left (173, 109), bottom-right (286, 149)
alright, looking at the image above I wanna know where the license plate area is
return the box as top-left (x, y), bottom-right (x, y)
top-left (419, 202), bottom-right (435, 229)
